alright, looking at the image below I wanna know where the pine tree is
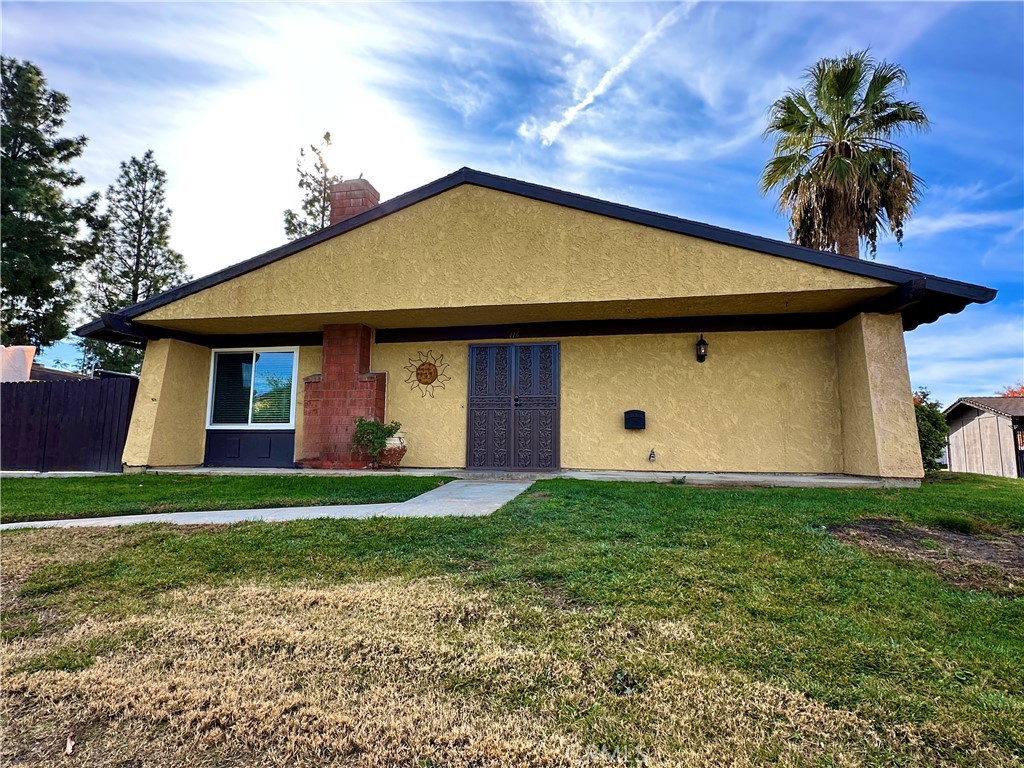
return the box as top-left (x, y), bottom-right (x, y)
top-left (78, 151), bottom-right (190, 373)
top-left (1, 57), bottom-right (100, 347)
top-left (283, 131), bottom-right (341, 239)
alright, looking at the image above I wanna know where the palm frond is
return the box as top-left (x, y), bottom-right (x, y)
top-left (871, 102), bottom-right (930, 135)
top-left (759, 151), bottom-right (811, 194)
top-left (760, 47), bottom-right (928, 257)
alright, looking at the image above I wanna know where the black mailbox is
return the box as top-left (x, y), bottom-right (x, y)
top-left (624, 410), bottom-right (646, 430)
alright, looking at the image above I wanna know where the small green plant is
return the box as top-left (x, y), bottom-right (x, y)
top-left (609, 668), bottom-right (644, 696)
top-left (352, 417), bottom-right (402, 462)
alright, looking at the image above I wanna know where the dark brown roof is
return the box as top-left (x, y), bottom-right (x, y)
top-left (944, 397), bottom-right (1024, 419)
top-left (30, 364), bottom-right (91, 382)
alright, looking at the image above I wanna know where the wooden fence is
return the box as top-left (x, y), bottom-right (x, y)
top-left (1, 377), bottom-right (138, 472)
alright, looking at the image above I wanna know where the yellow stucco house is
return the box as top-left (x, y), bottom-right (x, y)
top-left (77, 168), bottom-right (995, 481)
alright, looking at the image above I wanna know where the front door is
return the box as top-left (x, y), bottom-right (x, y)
top-left (467, 343), bottom-right (559, 470)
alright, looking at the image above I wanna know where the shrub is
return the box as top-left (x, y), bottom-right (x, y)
top-left (351, 418), bottom-right (402, 462)
top-left (913, 388), bottom-right (949, 471)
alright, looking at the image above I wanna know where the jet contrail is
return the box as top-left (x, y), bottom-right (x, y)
top-left (535, 2), bottom-right (695, 146)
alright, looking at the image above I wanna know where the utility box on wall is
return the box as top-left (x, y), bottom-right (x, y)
top-left (624, 410), bottom-right (646, 430)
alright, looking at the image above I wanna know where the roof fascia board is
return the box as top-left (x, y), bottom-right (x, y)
top-left (376, 311), bottom-right (844, 343)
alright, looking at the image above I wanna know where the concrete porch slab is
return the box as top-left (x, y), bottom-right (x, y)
top-left (138, 466), bottom-right (918, 489)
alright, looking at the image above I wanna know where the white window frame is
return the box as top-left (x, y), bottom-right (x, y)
top-left (206, 346), bottom-right (299, 430)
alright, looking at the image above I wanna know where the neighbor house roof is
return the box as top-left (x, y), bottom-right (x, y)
top-left (77, 167), bottom-right (997, 345)
top-left (30, 364), bottom-right (92, 382)
top-left (944, 397), bottom-right (1024, 419)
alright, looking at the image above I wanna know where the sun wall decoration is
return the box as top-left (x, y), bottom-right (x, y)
top-left (404, 350), bottom-right (452, 397)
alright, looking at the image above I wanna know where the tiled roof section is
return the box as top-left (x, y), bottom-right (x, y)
top-left (945, 397), bottom-right (1024, 418)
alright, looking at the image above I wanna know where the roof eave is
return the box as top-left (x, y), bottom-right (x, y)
top-left (74, 313), bottom-right (151, 347)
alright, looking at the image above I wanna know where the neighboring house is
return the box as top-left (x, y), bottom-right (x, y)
top-left (30, 364), bottom-right (92, 382)
top-left (944, 398), bottom-right (1024, 479)
top-left (76, 168), bottom-right (996, 480)
top-left (0, 346), bottom-right (92, 382)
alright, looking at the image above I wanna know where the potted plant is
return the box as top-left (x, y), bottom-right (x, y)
top-left (352, 417), bottom-right (406, 469)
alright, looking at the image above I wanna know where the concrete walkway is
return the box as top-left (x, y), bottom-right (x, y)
top-left (0, 480), bottom-right (533, 531)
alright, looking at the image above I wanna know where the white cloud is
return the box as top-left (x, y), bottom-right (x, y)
top-left (929, 181), bottom-right (994, 204)
top-left (3, 3), bottom-right (519, 277)
top-left (510, 0), bottom-right (959, 187)
top-left (907, 306), bottom-right (1024, 406)
top-left (520, 2), bottom-right (695, 146)
top-left (530, 2), bottom-right (626, 55)
top-left (438, 74), bottom-right (494, 120)
top-left (908, 209), bottom-right (1024, 238)
top-left (982, 221), bottom-right (1024, 268)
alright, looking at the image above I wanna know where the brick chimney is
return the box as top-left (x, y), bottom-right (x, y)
top-left (329, 178), bottom-right (380, 224)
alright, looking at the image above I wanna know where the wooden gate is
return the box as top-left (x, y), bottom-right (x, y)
top-left (467, 343), bottom-right (559, 470)
top-left (1, 377), bottom-right (138, 472)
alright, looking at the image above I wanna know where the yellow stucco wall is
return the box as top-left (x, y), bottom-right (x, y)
top-left (836, 314), bottom-right (924, 478)
top-left (137, 185), bottom-right (890, 332)
top-left (835, 316), bottom-right (878, 476)
top-left (124, 324), bottom-right (920, 477)
top-left (123, 338), bottom-right (210, 468)
top-left (374, 343), bottom-right (468, 468)
top-left (293, 345), bottom-right (323, 462)
top-left (374, 331), bottom-right (846, 473)
top-left (125, 342), bottom-right (321, 467)
top-left (561, 332), bottom-right (843, 472)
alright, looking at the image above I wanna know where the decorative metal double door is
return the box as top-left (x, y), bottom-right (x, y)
top-left (467, 343), bottom-right (559, 470)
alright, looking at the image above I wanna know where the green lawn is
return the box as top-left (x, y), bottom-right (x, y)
top-left (0, 473), bottom-right (453, 523)
top-left (2, 472), bottom-right (1022, 767)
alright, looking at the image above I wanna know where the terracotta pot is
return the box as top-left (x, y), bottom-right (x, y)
top-left (376, 436), bottom-right (407, 469)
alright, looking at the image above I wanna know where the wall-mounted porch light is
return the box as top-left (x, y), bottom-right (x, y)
top-left (695, 334), bottom-right (709, 363)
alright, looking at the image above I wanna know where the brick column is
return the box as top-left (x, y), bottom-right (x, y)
top-left (301, 325), bottom-right (386, 468)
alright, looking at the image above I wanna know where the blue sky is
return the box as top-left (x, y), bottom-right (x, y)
top-left (5, 1), bottom-right (1022, 406)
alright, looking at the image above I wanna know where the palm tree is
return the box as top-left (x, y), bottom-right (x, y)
top-left (761, 50), bottom-right (930, 258)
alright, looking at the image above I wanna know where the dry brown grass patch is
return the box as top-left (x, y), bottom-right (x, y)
top-left (4, 576), bottom-right (1013, 767)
